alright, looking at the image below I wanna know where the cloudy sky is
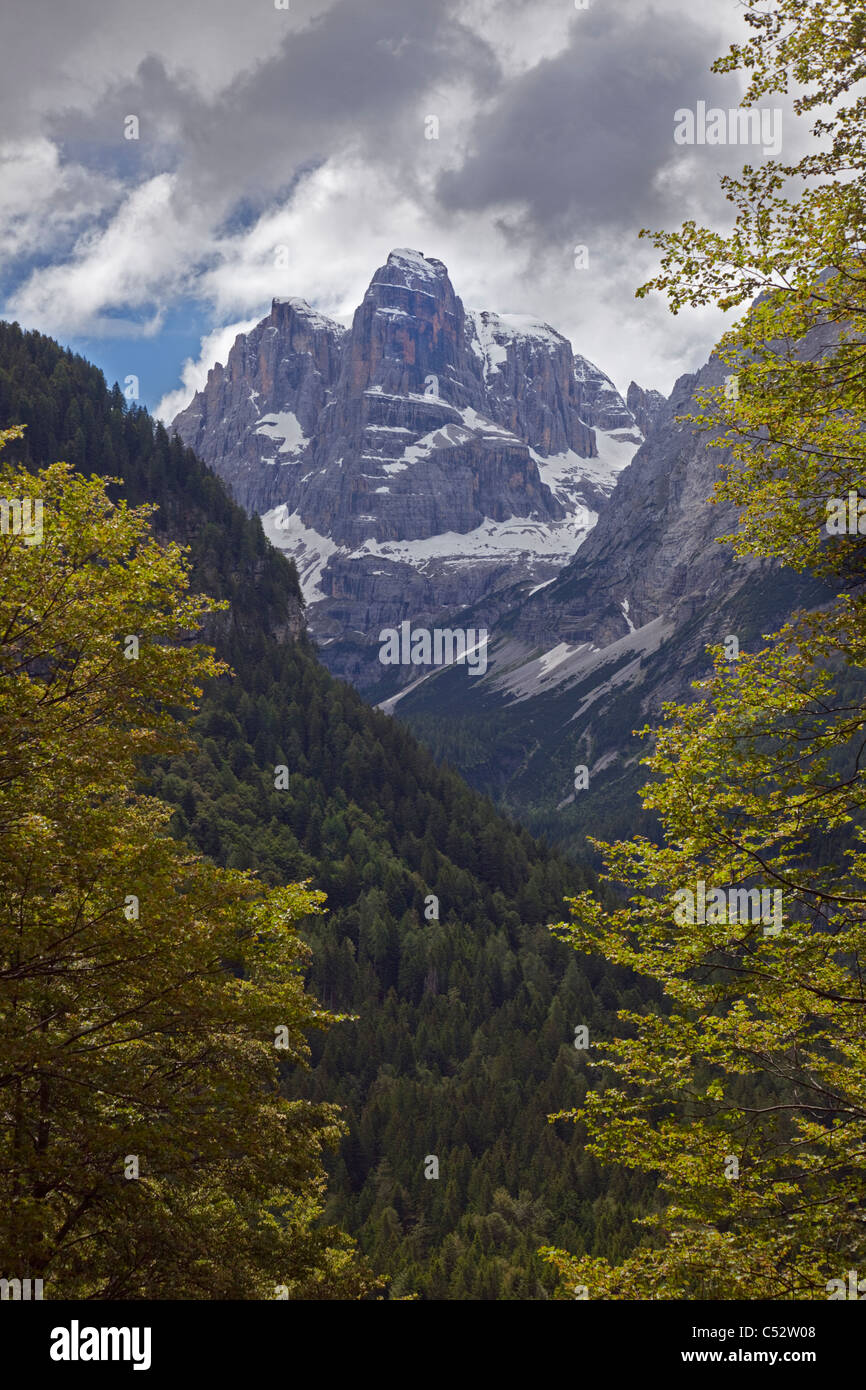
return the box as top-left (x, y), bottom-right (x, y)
top-left (0, 0), bottom-right (808, 419)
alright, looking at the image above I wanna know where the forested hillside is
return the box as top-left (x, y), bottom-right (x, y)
top-left (0, 322), bottom-right (656, 1298)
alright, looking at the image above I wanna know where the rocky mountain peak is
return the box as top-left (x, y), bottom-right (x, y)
top-left (626, 380), bottom-right (668, 437)
top-left (172, 249), bottom-right (647, 688)
top-left (383, 246), bottom-right (451, 284)
top-left (342, 247), bottom-right (470, 402)
top-left (269, 295), bottom-right (348, 335)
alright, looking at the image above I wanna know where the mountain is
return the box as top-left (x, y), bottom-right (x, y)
top-left (0, 320), bottom-right (656, 1299)
top-left (173, 249), bottom-right (645, 688)
top-left (168, 248), bottom-right (822, 851)
top-left (391, 343), bottom-right (832, 853)
top-left (625, 381), bottom-right (667, 437)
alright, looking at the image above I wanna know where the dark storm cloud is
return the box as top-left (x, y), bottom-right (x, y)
top-left (437, 2), bottom-right (742, 242)
top-left (34, 0), bottom-right (499, 213)
top-left (45, 56), bottom-right (192, 183)
top-left (0, 0), bottom-right (109, 137)
top-left (181, 0), bottom-right (498, 201)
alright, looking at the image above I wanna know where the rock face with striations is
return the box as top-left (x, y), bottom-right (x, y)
top-left (173, 248), bottom-right (645, 687)
top-left (173, 296), bottom-right (346, 516)
top-left (626, 381), bottom-right (667, 438)
top-left (389, 344), bottom-right (828, 848)
top-left (512, 357), bottom-right (745, 651)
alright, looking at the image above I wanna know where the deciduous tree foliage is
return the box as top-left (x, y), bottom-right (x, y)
top-left (0, 428), bottom-right (374, 1298)
top-left (544, 0), bottom-right (866, 1299)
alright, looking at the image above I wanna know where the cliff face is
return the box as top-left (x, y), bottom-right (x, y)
top-left (391, 344), bottom-right (829, 849)
top-left (509, 355), bottom-right (745, 650)
top-left (173, 248), bottom-right (644, 687)
top-left (626, 380), bottom-right (667, 437)
top-left (173, 296), bottom-right (347, 516)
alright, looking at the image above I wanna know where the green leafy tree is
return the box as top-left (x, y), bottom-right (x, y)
top-left (544, 0), bottom-right (866, 1299)
top-left (0, 431), bottom-right (373, 1298)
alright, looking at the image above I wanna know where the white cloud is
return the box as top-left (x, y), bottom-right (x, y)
top-left (0, 138), bottom-right (120, 263)
top-left (457, 0), bottom-right (578, 79)
top-left (6, 173), bottom-right (209, 336)
top-left (199, 156), bottom-right (435, 322)
top-left (0, 0), bottom-right (337, 140)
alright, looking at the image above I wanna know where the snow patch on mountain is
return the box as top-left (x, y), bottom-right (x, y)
top-left (261, 505), bottom-right (341, 602)
top-left (272, 297), bottom-right (347, 335)
top-left (490, 616), bottom-right (671, 705)
top-left (582, 429), bottom-right (643, 489)
top-left (352, 515), bottom-right (593, 567)
top-left (495, 312), bottom-right (567, 350)
top-left (389, 247), bottom-right (440, 277)
top-left (528, 576), bottom-right (556, 597)
top-left (465, 306), bottom-right (570, 378)
top-left (397, 421), bottom-right (477, 470)
top-left (537, 641), bottom-right (590, 677)
top-left (255, 411), bottom-right (308, 457)
top-left (531, 428), bottom-right (639, 510)
top-left (261, 505), bottom-right (606, 610)
top-left (457, 406), bottom-right (523, 440)
top-left (465, 308), bottom-right (509, 382)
